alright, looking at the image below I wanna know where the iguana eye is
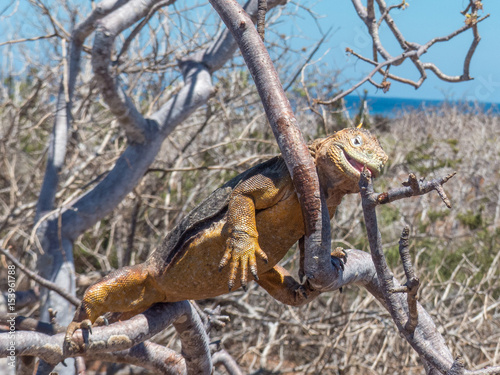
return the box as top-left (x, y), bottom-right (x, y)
top-left (351, 135), bottom-right (363, 147)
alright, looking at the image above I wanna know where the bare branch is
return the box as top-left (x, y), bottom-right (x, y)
top-left (116, 0), bottom-right (173, 64)
top-left (91, 0), bottom-right (162, 142)
top-left (58, 0), bottom-right (285, 240)
top-left (359, 169), bottom-right (454, 373)
top-left (390, 226), bottom-right (420, 333)
top-left (88, 341), bottom-right (187, 375)
top-left (257, 0), bottom-right (267, 41)
top-left (213, 349), bottom-right (244, 375)
top-left (314, 0), bottom-right (488, 105)
top-left (0, 247), bottom-right (80, 306)
top-left (0, 33), bottom-right (57, 47)
top-left (35, 0), bottom-right (126, 221)
top-left (1, 301), bottom-right (209, 372)
top-left (376, 172), bottom-right (456, 208)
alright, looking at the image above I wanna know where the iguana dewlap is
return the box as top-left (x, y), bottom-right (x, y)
top-left (65, 128), bottom-right (387, 348)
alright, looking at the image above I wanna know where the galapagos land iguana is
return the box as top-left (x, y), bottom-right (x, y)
top-left (64, 127), bottom-right (388, 348)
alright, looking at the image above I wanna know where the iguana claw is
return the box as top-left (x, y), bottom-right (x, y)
top-left (330, 247), bottom-right (347, 271)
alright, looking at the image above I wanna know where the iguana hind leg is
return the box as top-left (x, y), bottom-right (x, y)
top-left (64, 264), bottom-right (165, 351)
top-left (256, 265), bottom-right (321, 306)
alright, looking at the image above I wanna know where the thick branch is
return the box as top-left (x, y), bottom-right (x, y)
top-left (92, 0), bottom-right (162, 142)
top-left (209, 0), bottom-right (335, 291)
top-left (87, 341), bottom-right (187, 375)
top-left (35, 0), bottom-right (125, 221)
top-left (1, 301), bottom-right (210, 372)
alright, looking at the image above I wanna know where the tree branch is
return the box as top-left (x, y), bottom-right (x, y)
top-left (91, 0), bottom-right (162, 143)
top-left (55, 0), bottom-right (284, 241)
top-left (314, 0), bottom-right (488, 105)
top-left (209, 0), bottom-right (336, 291)
top-left (1, 301), bottom-right (210, 372)
top-left (358, 170), bottom-right (500, 374)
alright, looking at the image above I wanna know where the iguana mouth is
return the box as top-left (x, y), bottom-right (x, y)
top-left (344, 151), bottom-right (380, 178)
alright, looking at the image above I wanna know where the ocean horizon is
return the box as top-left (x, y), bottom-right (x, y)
top-left (343, 95), bottom-right (500, 118)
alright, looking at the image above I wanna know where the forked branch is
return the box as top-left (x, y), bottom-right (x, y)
top-left (359, 169), bottom-right (500, 374)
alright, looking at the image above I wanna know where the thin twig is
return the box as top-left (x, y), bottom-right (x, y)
top-left (257, 0), bottom-right (267, 41)
top-left (284, 26), bottom-right (333, 92)
top-left (116, 0), bottom-right (173, 64)
top-left (0, 33), bottom-right (57, 47)
top-left (376, 172), bottom-right (456, 208)
top-left (0, 247), bottom-right (80, 306)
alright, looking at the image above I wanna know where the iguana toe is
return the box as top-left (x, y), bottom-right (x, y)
top-left (249, 256), bottom-right (259, 281)
top-left (331, 247), bottom-right (347, 271)
top-left (240, 261), bottom-right (248, 291)
top-left (218, 250), bottom-right (231, 271)
top-left (255, 247), bottom-right (268, 263)
top-left (227, 262), bottom-right (238, 291)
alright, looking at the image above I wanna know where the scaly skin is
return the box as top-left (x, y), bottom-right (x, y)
top-left (64, 128), bottom-right (388, 351)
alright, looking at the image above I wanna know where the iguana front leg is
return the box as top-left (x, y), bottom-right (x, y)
top-left (220, 193), bottom-right (268, 291)
top-left (219, 163), bottom-right (291, 290)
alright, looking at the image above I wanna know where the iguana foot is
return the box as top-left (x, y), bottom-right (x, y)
top-left (294, 279), bottom-right (316, 302)
top-left (219, 231), bottom-right (268, 291)
top-left (63, 319), bottom-right (92, 354)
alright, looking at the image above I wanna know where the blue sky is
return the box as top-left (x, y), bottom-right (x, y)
top-left (285, 0), bottom-right (500, 103)
top-left (1, 0), bottom-right (499, 103)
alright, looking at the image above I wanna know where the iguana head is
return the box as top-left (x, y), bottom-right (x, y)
top-left (311, 127), bottom-right (388, 195)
